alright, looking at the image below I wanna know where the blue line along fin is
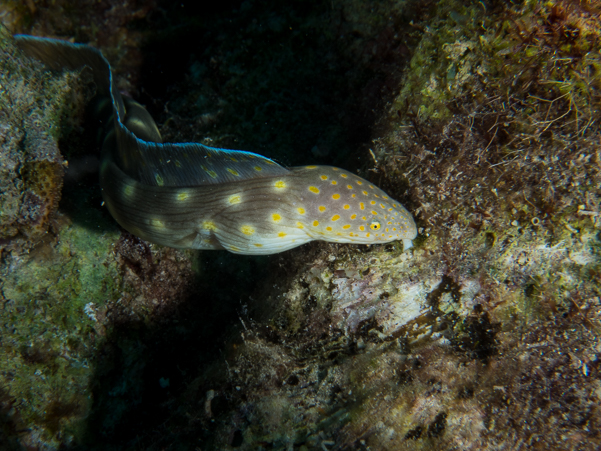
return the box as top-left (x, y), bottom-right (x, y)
top-left (15, 34), bottom-right (289, 187)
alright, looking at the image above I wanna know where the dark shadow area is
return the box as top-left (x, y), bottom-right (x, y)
top-left (59, 162), bottom-right (116, 235)
top-left (57, 89), bottom-right (124, 234)
top-left (136, 0), bottom-right (425, 169)
top-left (0, 387), bottom-right (25, 451)
top-left (71, 249), bottom-right (273, 449)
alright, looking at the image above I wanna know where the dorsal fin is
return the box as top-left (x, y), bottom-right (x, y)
top-left (113, 120), bottom-right (289, 187)
top-left (15, 34), bottom-right (290, 188)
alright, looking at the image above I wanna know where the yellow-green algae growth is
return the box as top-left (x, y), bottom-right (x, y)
top-left (0, 213), bottom-right (121, 447)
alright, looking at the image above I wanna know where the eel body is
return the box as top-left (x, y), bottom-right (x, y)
top-left (15, 35), bottom-right (417, 255)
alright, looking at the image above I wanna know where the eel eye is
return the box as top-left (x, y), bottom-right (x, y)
top-left (370, 220), bottom-right (381, 230)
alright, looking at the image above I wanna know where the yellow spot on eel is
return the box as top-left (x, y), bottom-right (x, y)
top-left (123, 185), bottom-right (135, 198)
top-left (228, 194), bottom-right (242, 204)
top-left (203, 221), bottom-right (218, 231)
top-left (241, 225), bottom-right (255, 235)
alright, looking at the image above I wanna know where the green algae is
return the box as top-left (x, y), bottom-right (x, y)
top-left (0, 28), bottom-right (125, 439)
top-left (0, 35), bottom-right (120, 447)
top-left (0, 200), bottom-right (121, 446)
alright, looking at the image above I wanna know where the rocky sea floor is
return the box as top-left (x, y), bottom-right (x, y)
top-left (1, 0), bottom-right (600, 450)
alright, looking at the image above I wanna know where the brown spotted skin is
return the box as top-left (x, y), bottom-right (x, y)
top-left (16, 34), bottom-right (417, 255)
top-left (102, 160), bottom-right (417, 255)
